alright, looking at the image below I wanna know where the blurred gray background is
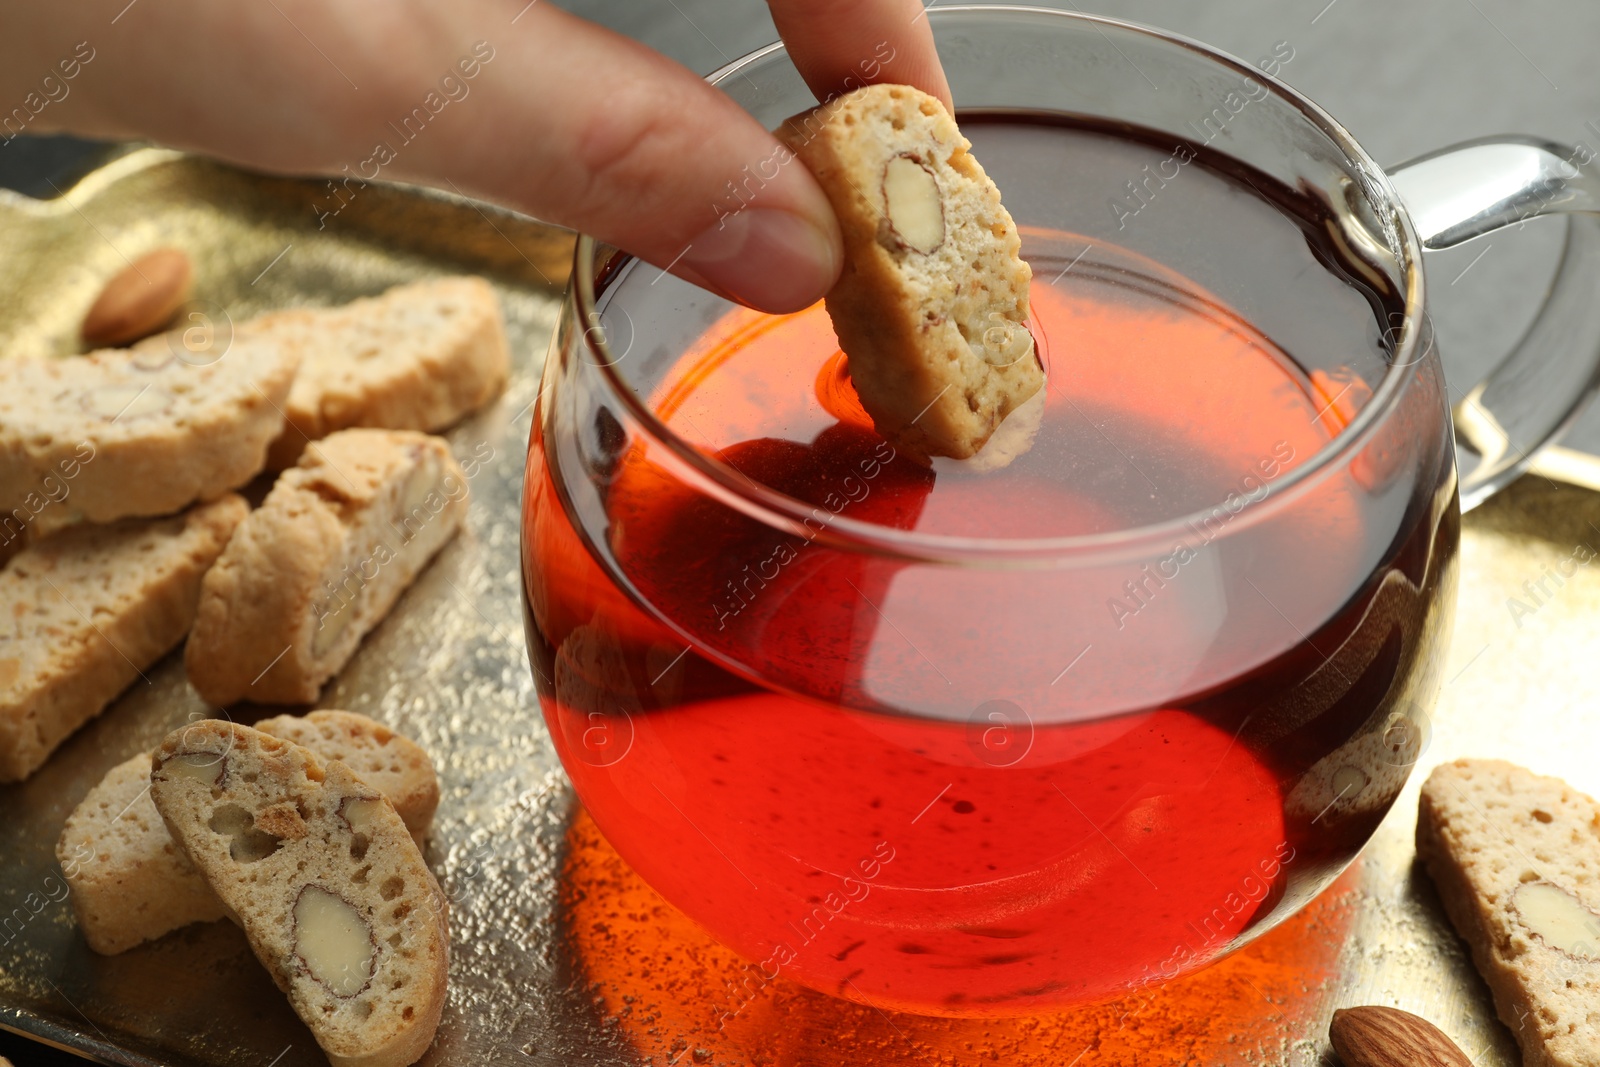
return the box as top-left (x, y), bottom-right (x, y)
top-left (6, 0), bottom-right (1598, 448)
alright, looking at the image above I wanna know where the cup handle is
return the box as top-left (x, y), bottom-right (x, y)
top-left (1389, 136), bottom-right (1600, 509)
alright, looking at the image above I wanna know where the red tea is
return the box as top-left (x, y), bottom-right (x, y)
top-left (524, 118), bottom-right (1456, 1014)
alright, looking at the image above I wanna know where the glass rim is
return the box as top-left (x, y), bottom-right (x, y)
top-left (568, 4), bottom-right (1430, 567)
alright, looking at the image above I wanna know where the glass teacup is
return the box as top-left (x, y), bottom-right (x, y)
top-left (523, 7), bottom-right (1600, 1015)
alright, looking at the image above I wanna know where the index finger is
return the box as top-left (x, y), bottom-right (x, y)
top-left (767, 0), bottom-right (953, 110)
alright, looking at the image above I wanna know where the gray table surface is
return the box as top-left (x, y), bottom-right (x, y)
top-left (1, 4), bottom-right (1596, 1064)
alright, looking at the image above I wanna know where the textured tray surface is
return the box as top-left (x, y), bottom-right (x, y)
top-left (2, 149), bottom-right (1596, 1067)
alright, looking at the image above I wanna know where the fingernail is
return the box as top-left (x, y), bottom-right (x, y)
top-left (679, 208), bottom-right (839, 313)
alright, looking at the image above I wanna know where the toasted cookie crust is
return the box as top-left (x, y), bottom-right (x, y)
top-left (253, 711), bottom-right (439, 839)
top-left (0, 329), bottom-right (299, 538)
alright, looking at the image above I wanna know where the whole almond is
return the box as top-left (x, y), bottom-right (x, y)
top-left (1330, 1006), bottom-right (1472, 1067)
top-left (81, 247), bottom-right (193, 348)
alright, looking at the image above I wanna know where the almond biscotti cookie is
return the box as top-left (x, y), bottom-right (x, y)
top-left (260, 277), bottom-right (510, 469)
top-left (151, 720), bottom-right (447, 1067)
top-left (1417, 759), bottom-right (1600, 1067)
top-left (0, 494), bottom-right (247, 782)
top-left (0, 328), bottom-right (300, 539)
top-left (777, 84), bottom-right (1041, 462)
top-left (186, 430), bottom-right (467, 706)
top-left (58, 710), bottom-right (439, 954)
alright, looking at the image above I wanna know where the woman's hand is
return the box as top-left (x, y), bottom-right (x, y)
top-left (2, 0), bottom-right (950, 312)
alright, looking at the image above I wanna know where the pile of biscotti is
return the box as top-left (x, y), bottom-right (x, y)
top-left (2, 258), bottom-right (506, 1067)
top-left (62, 711), bottom-right (450, 1067)
top-left (1, 266), bottom-right (505, 780)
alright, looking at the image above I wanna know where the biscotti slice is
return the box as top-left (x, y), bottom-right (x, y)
top-left (151, 720), bottom-right (447, 1067)
top-left (0, 328), bottom-right (300, 538)
top-left (253, 711), bottom-right (439, 839)
top-left (1417, 759), bottom-right (1600, 1067)
top-left (186, 430), bottom-right (467, 706)
top-left (0, 495), bottom-right (247, 782)
top-left (777, 84), bottom-right (1041, 462)
top-left (57, 710), bottom-right (439, 955)
top-left (260, 277), bottom-right (509, 469)
top-left (57, 751), bottom-right (230, 953)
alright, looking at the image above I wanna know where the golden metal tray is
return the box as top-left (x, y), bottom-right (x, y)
top-left (2, 148), bottom-right (1597, 1067)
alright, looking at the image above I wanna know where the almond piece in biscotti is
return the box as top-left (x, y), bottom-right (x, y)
top-left (777, 83), bottom-right (1042, 465)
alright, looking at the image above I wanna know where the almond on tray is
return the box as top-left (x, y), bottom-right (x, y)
top-left (79, 247), bottom-right (194, 348)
